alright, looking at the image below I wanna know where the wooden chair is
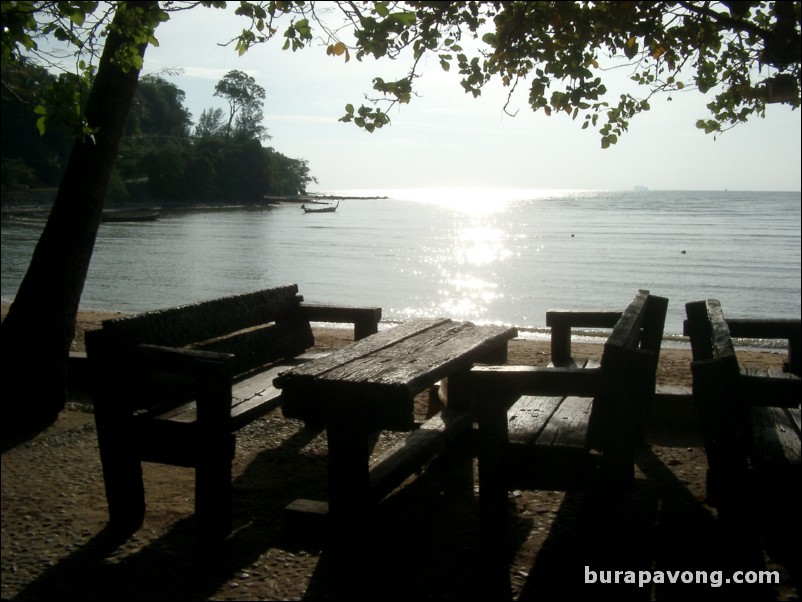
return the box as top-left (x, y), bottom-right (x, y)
top-left (472, 290), bottom-right (668, 595)
top-left (684, 299), bottom-right (800, 564)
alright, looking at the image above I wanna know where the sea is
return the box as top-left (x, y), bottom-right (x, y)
top-left (2, 188), bottom-right (800, 345)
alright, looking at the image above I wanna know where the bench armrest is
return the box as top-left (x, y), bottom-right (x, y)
top-left (725, 318), bottom-right (801, 340)
top-left (738, 373), bottom-right (802, 408)
top-left (135, 343), bottom-right (234, 373)
top-left (471, 365), bottom-right (603, 399)
top-left (299, 302), bottom-right (382, 340)
top-left (726, 319), bottom-right (801, 376)
top-left (545, 309), bottom-right (623, 365)
top-left (133, 344), bottom-right (235, 426)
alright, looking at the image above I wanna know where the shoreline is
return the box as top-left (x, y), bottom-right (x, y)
top-left (2, 303), bottom-right (790, 393)
top-left (1, 302), bottom-right (789, 353)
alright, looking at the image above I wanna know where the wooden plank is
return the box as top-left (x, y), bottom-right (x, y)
top-left (605, 290), bottom-right (648, 350)
top-left (299, 303), bottom-right (382, 340)
top-left (547, 358), bottom-right (596, 369)
top-left (153, 361), bottom-right (299, 427)
top-left (278, 320), bottom-right (516, 428)
top-left (367, 409), bottom-right (473, 502)
top-left (506, 396), bottom-right (564, 445)
top-left (738, 372), bottom-right (801, 407)
top-left (727, 318), bottom-right (801, 340)
top-left (749, 406), bottom-right (801, 467)
top-left (788, 407), bottom-right (802, 433)
top-left (640, 294), bottom-right (669, 355)
top-left (102, 285), bottom-right (301, 347)
top-left (684, 300), bottom-right (714, 361)
top-left (274, 317), bottom-right (451, 383)
top-left (194, 321), bottom-right (314, 373)
top-left (545, 310), bottom-right (623, 328)
top-left (546, 310), bottom-right (621, 364)
top-left (728, 318), bottom-right (801, 377)
top-left (328, 322), bottom-right (517, 394)
top-left (277, 318), bottom-right (454, 426)
top-left (471, 364), bottom-right (602, 398)
top-left (705, 299), bottom-right (738, 362)
top-left (533, 396), bottom-right (593, 450)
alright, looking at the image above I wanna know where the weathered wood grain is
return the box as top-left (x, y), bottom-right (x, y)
top-left (749, 406), bottom-right (802, 467)
top-left (278, 319), bottom-right (517, 430)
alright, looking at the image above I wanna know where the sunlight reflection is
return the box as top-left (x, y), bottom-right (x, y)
top-left (381, 186), bottom-right (589, 216)
top-left (457, 227), bottom-right (510, 266)
top-left (437, 275), bottom-right (501, 320)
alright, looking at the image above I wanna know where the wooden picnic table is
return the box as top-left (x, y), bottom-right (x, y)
top-left (274, 317), bottom-right (517, 530)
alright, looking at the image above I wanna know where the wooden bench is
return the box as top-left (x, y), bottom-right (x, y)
top-left (85, 284), bottom-right (381, 539)
top-left (683, 299), bottom-right (800, 555)
top-left (472, 290), bottom-right (668, 593)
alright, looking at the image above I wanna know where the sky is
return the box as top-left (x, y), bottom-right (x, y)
top-left (139, 5), bottom-right (802, 192)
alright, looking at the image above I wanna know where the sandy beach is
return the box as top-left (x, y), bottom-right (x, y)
top-left (1, 306), bottom-right (798, 600)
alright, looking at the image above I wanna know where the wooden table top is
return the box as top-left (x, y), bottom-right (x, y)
top-left (275, 317), bottom-right (517, 430)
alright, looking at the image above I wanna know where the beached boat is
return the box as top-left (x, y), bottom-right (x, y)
top-left (102, 208), bottom-right (161, 222)
top-left (301, 201), bottom-right (338, 213)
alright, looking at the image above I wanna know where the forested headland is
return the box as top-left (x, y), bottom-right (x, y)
top-left (1, 63), bottom-right (316, 206)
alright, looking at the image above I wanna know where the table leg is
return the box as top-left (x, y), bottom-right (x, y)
top-left (325, 406), bottom-right (371, 543)
top-left (476, 389), bottom-right (513, 599)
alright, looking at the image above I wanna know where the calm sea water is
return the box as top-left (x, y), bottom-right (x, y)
top-left (2, 188), bottom-right (800, 339)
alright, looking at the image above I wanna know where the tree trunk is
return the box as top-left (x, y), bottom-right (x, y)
top-left (1, 2), bottom-right (159, 450)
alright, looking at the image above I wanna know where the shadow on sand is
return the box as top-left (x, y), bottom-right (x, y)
top-left (9, 431), bottom-right (798, 601)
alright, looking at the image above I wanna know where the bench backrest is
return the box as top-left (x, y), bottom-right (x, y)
top-left (604, 290), bottom-right (668, 357)
top-left (685, 299), bottom-right (801, 377)
top-left (599, 289), bottom-right (668, 387)
top-left (91, 285), bottom-right (315, 376)
top-left (592, 290), bottom-right (669, 450)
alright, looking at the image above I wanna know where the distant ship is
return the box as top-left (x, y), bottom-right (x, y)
top-left (633, 185), bottom-right (649, 191)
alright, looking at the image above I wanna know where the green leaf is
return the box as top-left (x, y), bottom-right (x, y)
top-left (624, 37), bottom-right (639, 59)
top-left (391, 11), bottom-right (417, 27)
top-left (70, 10), bottom-right (86, 27)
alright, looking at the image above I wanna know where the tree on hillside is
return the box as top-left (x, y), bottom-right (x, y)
top-left (1, 1), bottom-right (799, 448)
top-left (214, 69), bottom-right (268, 139)
top-left (117, 73), bottom-right (193, 182)
top-left (194, 106), bottom-right (227, 138)
top-left (126, 74), bottom-right (193, 141)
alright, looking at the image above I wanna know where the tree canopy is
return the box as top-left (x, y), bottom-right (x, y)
top-left (3, 2), bottom-right (799, 146)
top-left (227, 1), bottom-right (800, 145)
